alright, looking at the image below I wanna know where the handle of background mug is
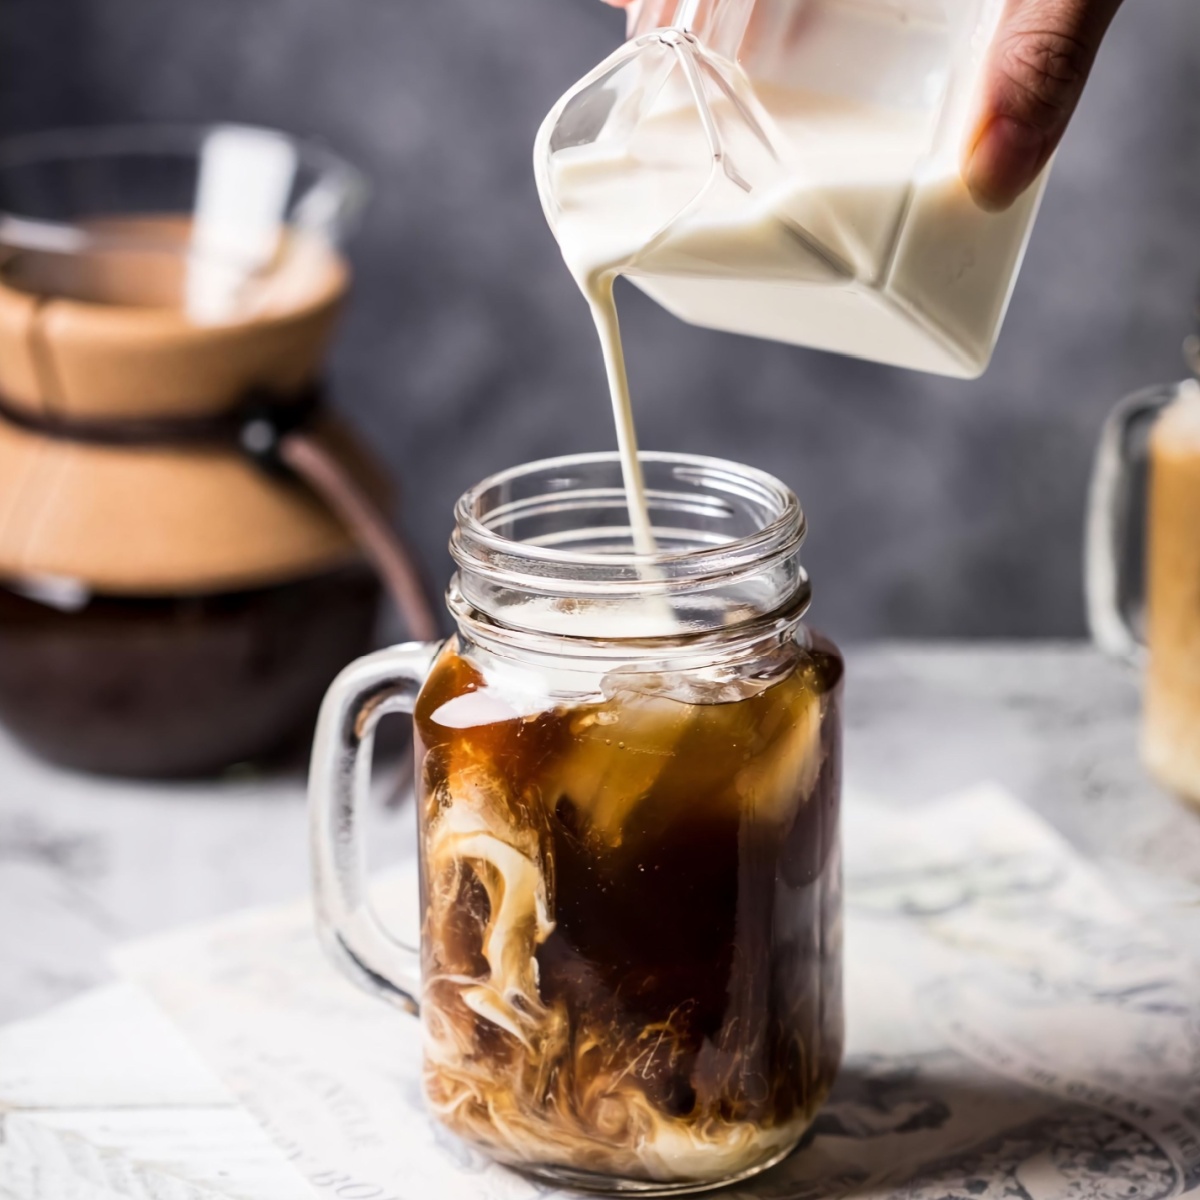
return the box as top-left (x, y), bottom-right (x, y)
top-left (1084, 385), bottom-right (1177, 666)
top-left (309, 641), bottom-right (441, 1016)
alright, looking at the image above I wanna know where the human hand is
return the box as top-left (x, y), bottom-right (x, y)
top-left (600, 0), bottom-right (1123, 213)
top-left (963, 0), bottom-right (1123, 210)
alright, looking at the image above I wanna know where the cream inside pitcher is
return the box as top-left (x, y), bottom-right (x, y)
top-left (535, 0), bottom-right (1050, 378)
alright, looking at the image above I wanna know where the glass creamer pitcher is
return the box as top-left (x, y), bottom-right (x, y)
top-left (535, 0), bottom-right (1050, 378)
top-left (310, 452), bottom-right (844, 1194)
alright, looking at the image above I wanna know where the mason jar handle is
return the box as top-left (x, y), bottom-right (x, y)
top-left (309, 641), bottom-right (440, 1015)
top-left (1084, 385), bottom-right (1176, 665)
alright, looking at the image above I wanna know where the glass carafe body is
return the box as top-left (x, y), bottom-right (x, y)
top-left (0, 123), bottom-right (379, 776)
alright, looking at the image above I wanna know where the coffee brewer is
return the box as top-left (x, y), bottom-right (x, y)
top-left (0, 125), bottom-right (435, 776)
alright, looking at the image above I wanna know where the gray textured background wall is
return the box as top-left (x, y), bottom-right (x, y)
top-left (1, 0), bottom-right (1197, 639)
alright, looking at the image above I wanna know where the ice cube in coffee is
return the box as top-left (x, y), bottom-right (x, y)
top-left (413, 632), bottom-right (843, 1187)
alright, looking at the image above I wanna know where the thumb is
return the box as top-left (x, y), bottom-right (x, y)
top-left (964, 0), bottom-right (1122, 212)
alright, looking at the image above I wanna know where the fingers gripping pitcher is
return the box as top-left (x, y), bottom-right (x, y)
top-left (310, 454), bottom-right (844, 1194)
top-left (535, 0), bottom-right (1049, 377)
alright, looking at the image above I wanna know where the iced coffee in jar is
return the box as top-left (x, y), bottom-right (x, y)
top-left (310, 452), bottom-right (843, 1194)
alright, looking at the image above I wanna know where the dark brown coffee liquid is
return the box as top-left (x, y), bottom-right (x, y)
top-left (413, 633), bottom-right (843, 1185)
top-left (0, 565), bottom-right (378, 776)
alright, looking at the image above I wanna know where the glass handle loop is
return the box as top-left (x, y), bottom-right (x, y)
top-left (1084, 386), bottom-right (1175, 666)
top-left (309, 641), bottom-right (440, 1015)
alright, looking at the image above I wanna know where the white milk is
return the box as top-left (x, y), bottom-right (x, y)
top-left (542, 82), bottom-right (1043, 542)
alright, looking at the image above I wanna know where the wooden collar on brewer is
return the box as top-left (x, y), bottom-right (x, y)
top-left (0, 238), bottom-right (436, 639)
top-left (0, 380), bottom-right (437, 640)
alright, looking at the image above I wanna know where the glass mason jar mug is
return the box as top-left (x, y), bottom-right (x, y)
top-left (309, 453), bottom-right (844, 1195)
top-left (1086, 379), bottom-right (1200, 805)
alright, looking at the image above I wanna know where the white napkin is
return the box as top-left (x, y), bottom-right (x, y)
top-left (0, 983), bottom-right (307, 1200)
top-left (112, 784), bottom-right (1200, 1200)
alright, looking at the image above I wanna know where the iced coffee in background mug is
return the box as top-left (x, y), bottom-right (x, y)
top-left (1087, 379), bottom-right (1200, 804)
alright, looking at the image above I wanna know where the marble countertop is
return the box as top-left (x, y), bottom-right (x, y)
top-left (5, 642), bottom-right (1200, 1028)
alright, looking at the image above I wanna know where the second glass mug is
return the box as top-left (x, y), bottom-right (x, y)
top-left (1086, 379), bottom-right (1200, 806)
top-left (309, 452), bottom-right (844, 1195)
